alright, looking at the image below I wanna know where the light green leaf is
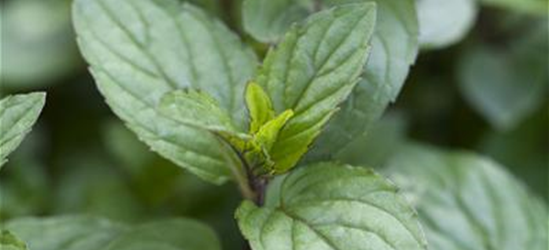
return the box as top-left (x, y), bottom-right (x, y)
top-left (0, 0), bottom-right (81, 88)
top-left (246, 110), bottom-right (294, 174)
top-left (480, 0), bottom-right (548, 15)
top-left (254, 110), bottom-right (294, 153)
top-left (6, 216), bottom-right (221, 250)
top-left (385, 143), bottom-right (548, 250)
top-left (0, 92), bottom-right (45, 168)
top-left (242, 0), bottom-right (419, 161)
top-left (458, 24), bottom-right (547, 130)
top-left (236, 162), bottom-right (427, 250)
top-left (416, 0), bottom-right (477, 49)
top-left (246, 82), bottom-right (276, 134)
top-left (73, 0), bottom-right (257, 184)
top-left (0, 231), bottom-right (27, 250)
top-left (256, 3), bottom-right (376, 173)
top-left (103, 219), bottom-right (221, 250)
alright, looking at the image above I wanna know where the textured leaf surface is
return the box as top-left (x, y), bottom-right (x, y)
top-left (73, 0), bottom-right (257, 184)
top-left (236, 162), bottom-right (427, 250)
top-left (0, 92), bottom-right (45, 168)
top-left (159, 90), bottom-right (243, 136)
top-left (242, 0), bottom-right (419, 160)
top-left (385, 143), bottom-right (548, 250)
top-left (416, 0), bottom-right (477, 49)
top-left (255, 3), bottom-right (376, 173)
top-left (6, 216), bottom-right (221, 250)
top-left (310, 0), bottom-right (419, 160)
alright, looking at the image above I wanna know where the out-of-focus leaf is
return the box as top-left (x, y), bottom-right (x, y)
top-left (242, 0), bottom-right (420, 161)
top-left (73, 0), bottom-right (257, 184)
top-left (0, 231), bottom-right (27, 250)
top-left (255, 3), bottom-right (376, 173)
top-left (335, 113), bottom-right (408, 167)
top-left (242, 0), bottom-right (313, 43)
top-left (103, 219), bottom-right (221, 250)
top-left (6, 216), bottom-right (221, 250)
top-left (52, 155), bottom-right (144, 223)
top-left (0, 130), bottom-right (50, 219)
top-left (385, 143), bottom-right (548, 250)
top-left (236, 162), bottom-right (427, 250)
top-left (481, 0), bottom-right (548, 15)
top-left (416, 0), bottom-right (477, 49)
top-left (0, 92), bottom-right (45, 168)
top-left (6, 216), bottom-right (127, 250)
top-left (0, 0), bottom-right (81, 88)
top-left (480, 107), bottom-right (548, 197)
top-left (458, 23), bottom-right (548, 130)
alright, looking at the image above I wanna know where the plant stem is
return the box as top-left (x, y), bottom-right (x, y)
top-left (216, 137), bottom-right (256, 200)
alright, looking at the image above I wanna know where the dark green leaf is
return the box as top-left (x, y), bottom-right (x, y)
top-left (255, 3), bottom-right (376, 173)
top-left (73, 0), bottom-right (257, 184)
top-left (310, 0), bottom-right (419, 160)
top-left (242, 0), bottom-right (420, 161)
top-left (236, 162), bottom-right (427, 250)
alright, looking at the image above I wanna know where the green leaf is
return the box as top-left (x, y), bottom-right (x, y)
top-left (384, 143), bottom-right (548, 250)
top-left (6, 216), bottom-right (222, 250)
top-left (242, 0), bottom-right (313, 43)
top-left (246, 110), bottom-right (294, 174)
top-left (0, 0), bottom-right (81, 88)
top-left (458, 24), bottom-right (547, 130)
top-left (236, 162), bottom-right (427, 250)
top-left (242, 0), bottom-right (420, 161)
top-left (246, 82), bottom-right (276, 134)
top-left (159, 89), bottom-right (246, 137)
top-left (0, 92), bottom-right (45, 168)
top-left (0, 231), bottom-right (27, 250)
top-left (73, 0), bottom-right (257, 184)
top-left (335, 113), bottom-right (408, 167)
top-left (309, 0), bottom-right (419, 160)
top-left (6, 216), bottom-right (127, 250)
top-left (255, 3), bottom-right (376, 173)
top-left (103, 219), bottom-right (221, 250)
top-left (416, 0), bottom-right (477, 49)
top-left (254, 110), bottom-right (294, 152)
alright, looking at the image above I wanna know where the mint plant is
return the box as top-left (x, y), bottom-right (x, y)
top-left (70, 0), bottom-right (429, 248)
top-left (1, 0), bottom-right (547, 249)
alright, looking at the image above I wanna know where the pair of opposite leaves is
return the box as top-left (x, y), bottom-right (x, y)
top-left (160, 82), bottom-right (295, 176)
top-left (73, 0), bottom-right (421, 185)
top-left (142, 1), bottom-right (377, 177)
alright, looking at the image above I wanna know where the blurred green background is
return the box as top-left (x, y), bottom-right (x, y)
top-left (0, 0), bottom-right (547, 249)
